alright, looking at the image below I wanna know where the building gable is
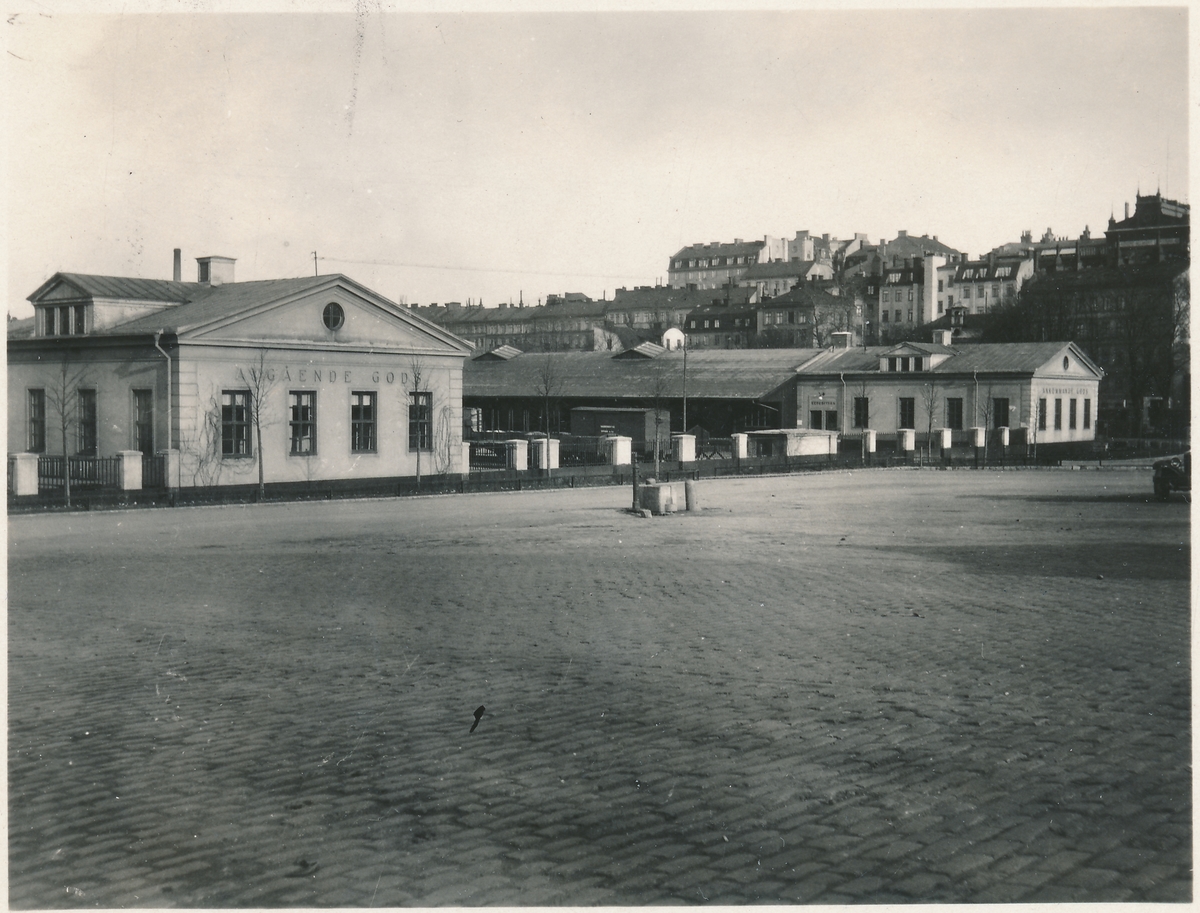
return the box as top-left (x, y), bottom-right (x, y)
top-left (180, 280), bottom-right (470, 355)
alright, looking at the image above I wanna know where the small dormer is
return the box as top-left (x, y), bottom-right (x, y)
top-left (879, 343), bottom-right (952, 372)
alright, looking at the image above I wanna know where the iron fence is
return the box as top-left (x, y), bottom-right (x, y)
top-left (469, 441), bottom-right (508, 471)
top-left (38, 456), bottom-right (122, 493)
top-left (142, 454), bottom-right (166, 488)
top-left (557, 435), bottom-right (612, 466)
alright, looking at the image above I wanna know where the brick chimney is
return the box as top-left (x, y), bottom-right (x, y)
top-left (173, 248), bottom-right (181, 282)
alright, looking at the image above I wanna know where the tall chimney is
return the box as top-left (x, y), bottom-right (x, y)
top-left (173, 248), bottom-right (181, 282)
top-left (1125, 202), bottom-right (1130, 220)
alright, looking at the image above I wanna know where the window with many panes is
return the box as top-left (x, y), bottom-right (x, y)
top-left (1083, 399), bottom-right (1091, 430)
top-left (133, 389), bottom-right (154, 455)
top-left (899, 398), bottom-right (915, 429)
top-left (351, 391), bottom-right (376, 453)
top-left (409, 391), bottom-right (432, 451)
top-left (853, 397), bottom-right (869, 429)
top-left (28, 389), bottom-right (46, 452)
top-left (1054, 398), bottom-right (1063, 430)
top-left (77, 389), bottom-right (97, 456)
top-left (946, 397), bottom-right (963, 430)
top-left (1069, 398), bottom-right (1077, 430)
top-left (1038, 398), bottom-right (1047, 431)
top-left (289, 391), bottom-right (316, 455)
top-left (222, 390), bottom-right (252, 456)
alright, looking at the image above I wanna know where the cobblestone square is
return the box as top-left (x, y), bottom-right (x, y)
top-left (8, 468), bottom-right (1191, 906)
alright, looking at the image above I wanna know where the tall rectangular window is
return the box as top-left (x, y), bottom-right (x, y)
top-left (44, 307), bottom-right (56, 336)
top-left (853, 397), bottom-right (869, 429)
top-left (409, 391), bottom-right (432, 451)
top-left (1038, 398), bottom-right (1047, 431)
top-left (1054, 398), bottom-right (1063, 430)
top-left (946, 397), bottom-right (963, 431)
top-left (1069, 398), bottom-right (1077, 430)
top-left (289, 391), bottom-right (316, 455)
top-left (809, 410), bottom-right (823, 430)
top-left (993, 397), bottom-right (1010, 429)
top-left (899, 397), bottom-right (915, 429)
top-left (28, 389), bottom-right (46, 452)
top-left (351, 391), bottom-right (376, 453)
top-left (133, 389), bottom-right (154, 455)
top-left (1083, 399), bottom-right (1091, 430)
top-left (77, 389), bottom-right (97, 456)
top-left (74, 305), bottom-right (87, 335)
top-left (222, 390), bottom-right (251, 456)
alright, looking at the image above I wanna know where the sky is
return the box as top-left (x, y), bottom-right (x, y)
top-left (3, 4), bottom-right (1191, 317)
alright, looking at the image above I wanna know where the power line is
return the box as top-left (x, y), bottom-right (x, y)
top-left (316, 255), bottom-right (646, 282)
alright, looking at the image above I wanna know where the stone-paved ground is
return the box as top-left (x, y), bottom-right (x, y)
top-left (8, 469), bottom-right (1190, 907)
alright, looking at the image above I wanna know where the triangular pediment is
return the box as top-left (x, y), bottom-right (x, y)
top-left (33, 277), bottom-right (91, 303)
top-left (1033, 344), bottom-right (1105, 380)
top-left (180, 278), bottom-right (470, 355)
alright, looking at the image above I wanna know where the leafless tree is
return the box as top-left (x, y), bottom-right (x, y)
top-left (920, 382), bottom-right (940, 461)
top-left (409, 355), bottom-right (428, 487)
top-left (532, 353), bottom-right (564, 438)
top-left (235, 349), bottom-right (278, 500)
top-left (646, 357), bottom-right (675, 477)
top-left (45, 354), bottom-right (90, 506)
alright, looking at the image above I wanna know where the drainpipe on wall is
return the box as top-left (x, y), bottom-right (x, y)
top-left (153, 330), bottom-right (176, 486)
top-left (839, 372), bottom-right (846, 436)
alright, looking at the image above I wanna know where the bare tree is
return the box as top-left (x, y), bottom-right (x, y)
top-left (920, 382), bottom-right (940, 461)
top-left (235, 349), bottom-right (278, 500)
top-left (646, 358), bottom-right (674, 477)
top-left (409, 355), bottom-right (429, 487)
top-left (45, 354), bottom-right (90, 506)
top-left (532, 353), bottom-right (564, 437)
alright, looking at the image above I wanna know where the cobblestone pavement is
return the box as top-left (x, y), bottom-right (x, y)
top-left (8, 469), bottom-right (1191, 906)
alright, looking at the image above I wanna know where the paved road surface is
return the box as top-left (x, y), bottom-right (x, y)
top-left (8, 468), bottom-right (1191, 906)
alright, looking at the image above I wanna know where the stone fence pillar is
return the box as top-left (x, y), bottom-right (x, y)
top-left (732, 433), bottom-right (749, 459)
top-left (505, 439), bottom-right (528, 471)
top-left (11, 453), bottom-right (39, 496)
top-left (118, 450), bottom-right (143, 491)
top-left (606, 436), bottom-right (632, 466)
top-left (160, 449), bottom-right (181, 490)
top-left (672, 433), bottom-right (696, 463)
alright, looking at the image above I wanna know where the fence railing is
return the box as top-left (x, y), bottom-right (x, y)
top-left (557, 436), bottom-right (613, 467)
top-left (142, 454), bottom-right (166, 489)
top-left (37, 456), bottom-right (122, 493)
top-left (469, 441), bottom-right (508, 470)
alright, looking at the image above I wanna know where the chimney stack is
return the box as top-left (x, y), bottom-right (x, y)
top-left (196, 256), bottom-right (236, 285)
top-left (173, 248), bottom-right (181, 282)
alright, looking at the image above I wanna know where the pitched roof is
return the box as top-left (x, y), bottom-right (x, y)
top-left (743, 260), bottom-right (822, 280)
top-left (794, 342), bottom-right (1102, 377)
top-left (28, 273), bottom-right (204, 304)
top-left (764, 284), bottom-right (851, 309)
top-left (464, 348), bottom-right (810, 401)
top-left (671, 240), bottom-right (766, 260)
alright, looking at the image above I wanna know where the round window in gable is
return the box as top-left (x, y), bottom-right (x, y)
top-left (1063, 356), bottom-right (1069, 370)
top-left (323, 302), bottom-right (345, 331)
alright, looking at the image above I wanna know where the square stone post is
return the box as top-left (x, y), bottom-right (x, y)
top-left (11, 453), bottom-right (39, 496)
top-left (505, 439), bottom-right (528, 471)
top-left (606, 436), bottom-right (632, 466)
top-left (672, 433), bottom-right (696, 463)
top-left (118, 451), bottom-right (143, 490)
top-left (160, 449), bottom-right (180, 490)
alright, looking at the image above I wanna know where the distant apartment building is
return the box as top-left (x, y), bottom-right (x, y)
top-left (943, 256), bottom-right (1035, 317)
top-left (1105, 192), bottom-right (1190, 267)
top-left (668, 237), bottom-right (786, 290)
top-left (741, 259), bottom-right (835, 298)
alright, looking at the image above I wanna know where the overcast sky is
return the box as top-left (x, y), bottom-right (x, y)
top-left (5, 5), bottom-right (1190, 316)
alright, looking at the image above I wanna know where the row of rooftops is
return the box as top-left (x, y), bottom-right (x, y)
top-left (462, 340), bottom-right (1102, 403)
